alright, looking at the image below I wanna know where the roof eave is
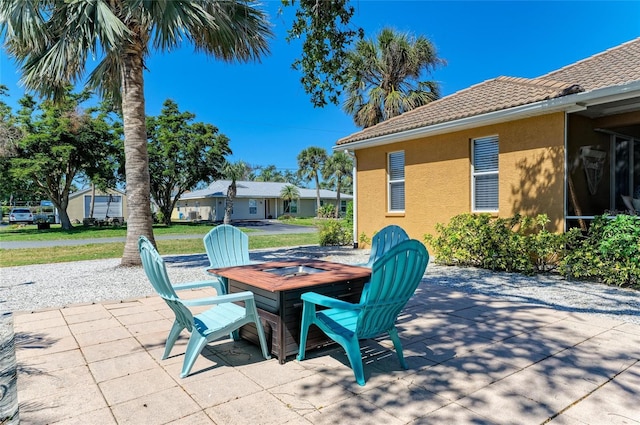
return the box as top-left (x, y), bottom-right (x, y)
top-left (335, 80), bottom-right (640, 151)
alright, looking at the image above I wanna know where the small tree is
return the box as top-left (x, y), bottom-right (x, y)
top-left (280, 184), bottom-right (300, 214)
top-left (145, 100), bottom-right (230, 225)
top-left (9, 90), bottom-right (118, 229)
top-left (223, 160), bottom-right (251, 224)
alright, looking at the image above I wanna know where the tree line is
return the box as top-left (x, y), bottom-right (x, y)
top-left (0, 88), bottom-right (354, 228)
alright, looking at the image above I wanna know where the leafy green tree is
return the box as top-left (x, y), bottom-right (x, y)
top-left (322, 151), bottom-right (353, 216)
top-left (343, 28), bottom-right (445, 128)
top-left (0, 85), bottom-right (29, 206)
top-left (9, 90), bottom-right (118, 229)
top-left (282, 0), bottom-right (364, 107)
top-left (283, 169), bottom-right (303, 186)
top-left (280, 184), bottom-right (300, 214)
top-left (297, 146), bottom-right (327, 214)
top-left (222, 160), bottom-right (252, 224)
top-left (255, 164), bottom-right (285, 182)
top-left (145, 99), bottom-right (231, 226)
top-left (1, 1), bottom-right (272, 265)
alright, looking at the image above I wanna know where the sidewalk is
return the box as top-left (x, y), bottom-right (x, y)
top-left (13, 277), bottom-right (640, 424)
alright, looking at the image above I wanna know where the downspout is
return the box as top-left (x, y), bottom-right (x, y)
top-left (563, 111), bottom-right (568, 233)
top-left (345, 150), bottom-right (358, 248)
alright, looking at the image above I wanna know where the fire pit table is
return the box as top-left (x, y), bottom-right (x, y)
top-left (209, 259), bottom-right (371, 363)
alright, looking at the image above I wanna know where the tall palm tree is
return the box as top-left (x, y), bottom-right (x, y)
top-left (0, 1), bottom-right (271, 266)
top-left (343, 28), bottom-right (444, 128)
top-left (297, 146), bottom-right (327, 215)
top-left (222, 160), bottom-right (251, 224)
top-left (322, 151), bottom-right (353, 217)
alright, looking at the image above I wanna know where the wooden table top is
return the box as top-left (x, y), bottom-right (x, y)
top-left (208, 259), bottom-right (371, 292)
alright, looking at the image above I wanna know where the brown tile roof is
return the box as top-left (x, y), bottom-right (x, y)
top-left (337, 37), bottom-right (640, 146)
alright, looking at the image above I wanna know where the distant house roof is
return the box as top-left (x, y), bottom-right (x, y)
top-left (69, 187), bottom-right (125, 200)
top-left (180, 180), bottom-right (352, 201)
top-left (337, 37), bottom-right (640, 146)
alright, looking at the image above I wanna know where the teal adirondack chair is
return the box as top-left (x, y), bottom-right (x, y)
top-left (138, 236), bottom-right (270, 378)
top-left (203, 224), bottom-right (251, 294)
top-left (363, 224), bottom-right (410, 268)
top-left (297, 239), bottom-right (429, 386)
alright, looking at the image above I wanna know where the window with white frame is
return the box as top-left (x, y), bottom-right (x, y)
top-left (388, 151), bottom-right (405, 212)
top-left (472, 136), bottom-right (499, 211)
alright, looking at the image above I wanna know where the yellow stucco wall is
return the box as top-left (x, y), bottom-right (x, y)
top-left (354, 113), bottom-right (566, 245)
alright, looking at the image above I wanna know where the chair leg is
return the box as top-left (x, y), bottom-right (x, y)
top-left (296, 303), bottom-right (314, 361)
top-left (254, 317), bottom-right (271, 360)
top-left (344, 338), bottom-right (366, 386)
top-left (388, 327), bottom-right (408, 369)
top-left (180, 333), bottom-right (208, 378)
top-left (163, 320), bottom-right (184, 360)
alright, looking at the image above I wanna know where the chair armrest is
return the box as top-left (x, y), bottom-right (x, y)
top-left (301, 292), bottom-right (362, 310)
top-left (182, 291), bottom-right (255, 307)
top-left (173, 280), bottom-right (218, 290)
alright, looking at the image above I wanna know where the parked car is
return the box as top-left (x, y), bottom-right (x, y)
top-left (9, 208), bottom-right (34, 224)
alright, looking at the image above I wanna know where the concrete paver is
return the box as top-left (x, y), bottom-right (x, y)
top-left (13, 282), bottom-right (640, 424)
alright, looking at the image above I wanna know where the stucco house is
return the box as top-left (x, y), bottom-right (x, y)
top-left (67, 188), bottom-right (127, 223)
top-left (173, 180), bottom-right (352, 221)
top-left (335, 38), bottom-right (640, 245)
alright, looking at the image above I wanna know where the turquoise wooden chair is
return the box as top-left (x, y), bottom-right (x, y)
top-left (297, 239), bottom-right (429, 386)
top-left (203, 224), bottom-right (251, 294)
top-left (138, 236), bottom-right (270, 378)
top-left (363, 224), bottom-right (410, 267)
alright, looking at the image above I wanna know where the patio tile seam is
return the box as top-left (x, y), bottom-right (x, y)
top-left (539, 358), bottom-right (640, 425)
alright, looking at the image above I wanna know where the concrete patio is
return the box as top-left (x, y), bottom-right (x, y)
top-left (13, 278), bottom-right (640, 424)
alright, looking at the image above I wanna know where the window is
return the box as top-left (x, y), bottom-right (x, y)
top-left (284, 200), bottom-right (297, 214)
top-left (472, 136), bottom-right (499, 211)
top-left (388, 151), bottom-right (405, 212)
top-left (249, 199), bottom-right (257, 215)
top-left (340, 200), bottom-right (347, 213)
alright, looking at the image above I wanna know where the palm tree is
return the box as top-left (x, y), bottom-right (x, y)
top-left (322, 151), bottom-right (353, 217)
top-left (0, 1), bottom-right (271, 266)
top-left (297, 146), bottom-right (327, 215)
top-left (280, 184), bottom-right (300, 214)
top-left (343, 28), bottom-right (444, 128)
top-left (222, 160), bottom-right (251, 224)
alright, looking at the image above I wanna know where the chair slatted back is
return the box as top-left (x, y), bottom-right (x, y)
top-left (366, 225), bottom-right (410, 267)
top-left (139, 236), bottom-right (193, 332)
top-left (203, 225), bottom-right (250, 269)
top-left (357, 239), bottom-right (428, 339)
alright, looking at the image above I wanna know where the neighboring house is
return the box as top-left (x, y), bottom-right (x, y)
top-left (335, 38), bottom-right (640, 244)
top-left (67, 188), bottom-right (127, 223)
top-left (173, 180), bottom-right (352, 222)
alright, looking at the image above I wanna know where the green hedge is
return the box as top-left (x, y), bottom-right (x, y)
top-left (425, 213), bottom-right (640, 288)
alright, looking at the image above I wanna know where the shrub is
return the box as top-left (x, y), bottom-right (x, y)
top-left (278, 214), bottom-right (293, 220)
top-left (562, 214), bottom-right (640, 287)
top-left (317, 204), bottom-right (336, 218)
top-left (424, 213), bottom-right (572, 275)
top-left (318, 219), bottom-right (351, 246)
top-left (359, 232), bottom-right (371, 249)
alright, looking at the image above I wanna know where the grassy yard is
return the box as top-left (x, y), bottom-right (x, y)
top-left (0, 219), bottom-right (321, 267)
top-left (0, 217), bottom-right (318, 242)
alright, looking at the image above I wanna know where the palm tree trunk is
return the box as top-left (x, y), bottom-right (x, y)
top-left (315, 175), bottom-right (321, 215)
top-left (120, 40), bottom-right (155, 266)
top-left (224, 182), bottom-right (236, 224)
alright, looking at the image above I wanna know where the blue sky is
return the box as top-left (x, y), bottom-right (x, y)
top-left (1, 1), bottom-right (639, 174)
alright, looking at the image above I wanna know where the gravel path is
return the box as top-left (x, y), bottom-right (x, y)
top-left (2, 245), bottom-right (638, 325)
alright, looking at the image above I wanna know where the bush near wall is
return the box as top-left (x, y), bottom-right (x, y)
top-left (562, 214), bottom-right (640, 287)
top-left (425, 213), bottom-right (640, 288)
top-left (318, 219), bottom-right (351, 246)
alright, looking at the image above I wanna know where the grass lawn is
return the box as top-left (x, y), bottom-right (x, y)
top-left (0, 228), bottom-right (319, 267)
